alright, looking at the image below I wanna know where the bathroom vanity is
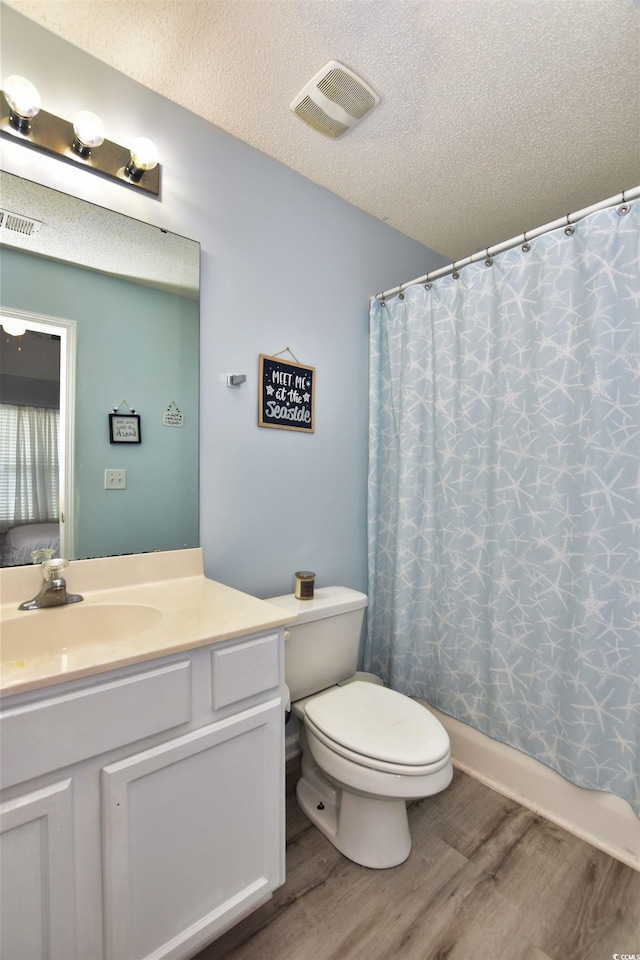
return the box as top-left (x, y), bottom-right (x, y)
top-left (0, 549), bottom-right (296, 960)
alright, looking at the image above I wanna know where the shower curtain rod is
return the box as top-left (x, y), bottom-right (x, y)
top-left (376, 185), bottom-right (640, 302)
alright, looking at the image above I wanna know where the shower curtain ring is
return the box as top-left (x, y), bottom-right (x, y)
top-left (452, 261), bottom-right (460, 280)
top-left (618, 190), bottom-right (630, 215)
top-left (398, 284), bottom-right (405, 300)
top-left (564, 214), bottom-right (575, 236)
top-left (522, 231), bottom-right (531, 252)
top-left (484, 247), bottom-right (493, 267)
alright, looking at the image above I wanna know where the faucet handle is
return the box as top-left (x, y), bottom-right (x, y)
top-left (42, 558), bottom-right (69, 580)
top-left (31, 547), bottom-right (56, 565)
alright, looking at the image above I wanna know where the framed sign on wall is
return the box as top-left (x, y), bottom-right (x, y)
top-left (258, 353), bottom-right (315, 433)
top-left (109, 413), bottom-right (141, 443)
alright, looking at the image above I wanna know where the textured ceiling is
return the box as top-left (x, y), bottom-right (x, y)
top-left (5, 0), bottom-right (640, 260)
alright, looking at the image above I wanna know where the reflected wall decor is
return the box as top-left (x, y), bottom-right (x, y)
top-left (109, 413), bottom-right (141, 444)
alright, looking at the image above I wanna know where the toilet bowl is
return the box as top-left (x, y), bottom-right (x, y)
top-left (293, 681), bottom-right (452, 867)
top-left (267, 586), bottom-right (453, 869)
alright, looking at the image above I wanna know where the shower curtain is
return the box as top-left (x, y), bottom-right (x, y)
top-left (366, 200), bottom-right (639, 812)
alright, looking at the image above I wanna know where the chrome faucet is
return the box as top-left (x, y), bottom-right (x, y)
top-left (18, 559), bottom-right (84, 610)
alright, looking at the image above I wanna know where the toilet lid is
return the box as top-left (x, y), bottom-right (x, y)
top-left (304, 681), bottom-right (450, 766)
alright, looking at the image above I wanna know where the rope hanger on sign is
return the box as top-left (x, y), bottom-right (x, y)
top-left (111, 399), bottom-right (137, 414)
top-left (271, 346), bottom-right (302, 364)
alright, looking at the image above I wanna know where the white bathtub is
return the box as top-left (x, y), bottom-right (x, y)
top-left (421, 702), bottom-right (639, 871)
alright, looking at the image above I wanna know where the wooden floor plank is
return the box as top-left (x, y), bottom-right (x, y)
top-left (199, 770), bottom-right (639, 960)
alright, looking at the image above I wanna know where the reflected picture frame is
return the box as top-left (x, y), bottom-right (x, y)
top-left (109, 413), bottom-right (141, 444)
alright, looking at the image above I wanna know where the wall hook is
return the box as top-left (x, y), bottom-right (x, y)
top-left (227, 374), bottom-right (247, 387)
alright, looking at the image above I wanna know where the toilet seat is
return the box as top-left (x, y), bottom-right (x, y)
top-left (303, 681), bottom-right (451, 775)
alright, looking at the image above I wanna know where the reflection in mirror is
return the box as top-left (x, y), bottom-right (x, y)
top-left (0, 172), bottom-right (200, 566)
top-left (0, 310), bottom-right (73, 565)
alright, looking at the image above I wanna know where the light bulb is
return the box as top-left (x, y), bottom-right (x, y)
top-left (3, 75), bottom-right (41, 130)
top-left (125, 137), bottom-right (159, 181)
top-left (2, 319), bottom-right (28, 337)
top-left (72, 110), bottom-right (105, 156)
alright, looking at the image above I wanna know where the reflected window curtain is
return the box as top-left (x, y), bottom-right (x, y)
top-left (366, 202), bottom-right (639, 812)
top-left (0, 404), bottom-right (59, 532)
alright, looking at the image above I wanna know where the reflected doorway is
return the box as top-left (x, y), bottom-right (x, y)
top-left (0, 308), bottom-right (76, 565)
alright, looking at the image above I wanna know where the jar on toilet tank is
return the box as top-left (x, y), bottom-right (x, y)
top-left (295, 571), bottom-right (316, 600)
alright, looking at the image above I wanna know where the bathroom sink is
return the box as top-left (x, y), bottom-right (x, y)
top-left (1, 603), bottom-right (163, 661)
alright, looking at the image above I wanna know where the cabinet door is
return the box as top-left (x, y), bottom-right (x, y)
top-left (0, 779), bottom-right (75, 960)
top-left (102, 699), bottom-right (284, 960)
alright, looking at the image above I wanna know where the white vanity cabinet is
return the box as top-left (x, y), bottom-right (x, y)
top-left (0, 777), bottom-right (76, 960)
top-left (0, 628), bottom-right (286, 960)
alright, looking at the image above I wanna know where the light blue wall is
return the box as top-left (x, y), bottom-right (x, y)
top-left (0, 4), bottom-right (447, 598)
top-left (2, 247), bottom-right (199, 559)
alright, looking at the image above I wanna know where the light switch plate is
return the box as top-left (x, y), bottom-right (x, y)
top-left (105, 469), bottom-right (126, 489)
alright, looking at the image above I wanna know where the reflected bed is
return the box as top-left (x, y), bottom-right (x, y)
top-left (1, 522), bottom-right (59, 566)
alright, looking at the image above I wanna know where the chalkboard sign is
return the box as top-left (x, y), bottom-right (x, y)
top-left (258, 354), bottom-right (315, 433)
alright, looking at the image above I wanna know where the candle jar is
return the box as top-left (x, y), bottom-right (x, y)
top-left (294, 571), bottom-right (316, 600)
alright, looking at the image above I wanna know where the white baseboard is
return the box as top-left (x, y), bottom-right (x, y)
top-left (420, 702), bottom-right (639, 871)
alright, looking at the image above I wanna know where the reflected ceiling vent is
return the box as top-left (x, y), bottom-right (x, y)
top-left (0, 208), bottom-right (42, 238)
top-left (290, 60), bottom-right (380, 139)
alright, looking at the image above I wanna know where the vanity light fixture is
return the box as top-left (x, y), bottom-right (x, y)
top-left (1, 76), bottom-right (160, 196)
top-left (71, 110), bottom-right (105, 157)
top-left (3, 74), bottom-right (41, 131)
top-left (124, 137), bottom-right (159, 182)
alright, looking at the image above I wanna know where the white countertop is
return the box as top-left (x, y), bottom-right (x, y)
top-left (0, 549), bottom-right (296, 697)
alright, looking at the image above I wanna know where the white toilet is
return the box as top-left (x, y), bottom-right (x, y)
top-left (266, 586), bottom-right (453, 869)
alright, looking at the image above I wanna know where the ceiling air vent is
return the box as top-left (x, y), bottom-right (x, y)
top-left (290, 61), bottom-right (380, 139)
top-left (0, 209), bottom-right (43, 239)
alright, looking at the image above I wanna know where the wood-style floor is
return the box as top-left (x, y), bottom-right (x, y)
top-left (197, 768), bottom-right (639, 960)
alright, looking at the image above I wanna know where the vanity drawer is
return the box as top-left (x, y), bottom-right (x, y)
top-left (1, 660), bottom-right (191, 789)
top-left (211, 632), bottom-right (280, 709)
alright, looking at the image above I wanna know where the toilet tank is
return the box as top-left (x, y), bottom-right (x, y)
top-left (265, 587), bottom-right (368, 701)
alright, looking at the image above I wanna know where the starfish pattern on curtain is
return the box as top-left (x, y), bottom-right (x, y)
top-left (366, 201), bottom-right (640, 812)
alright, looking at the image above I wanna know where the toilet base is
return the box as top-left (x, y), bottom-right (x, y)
top-left (296, 753), bottom-right (412, 869)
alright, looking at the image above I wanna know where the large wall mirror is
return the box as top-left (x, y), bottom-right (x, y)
top-left (0, 171), bottom-right (199, 566)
